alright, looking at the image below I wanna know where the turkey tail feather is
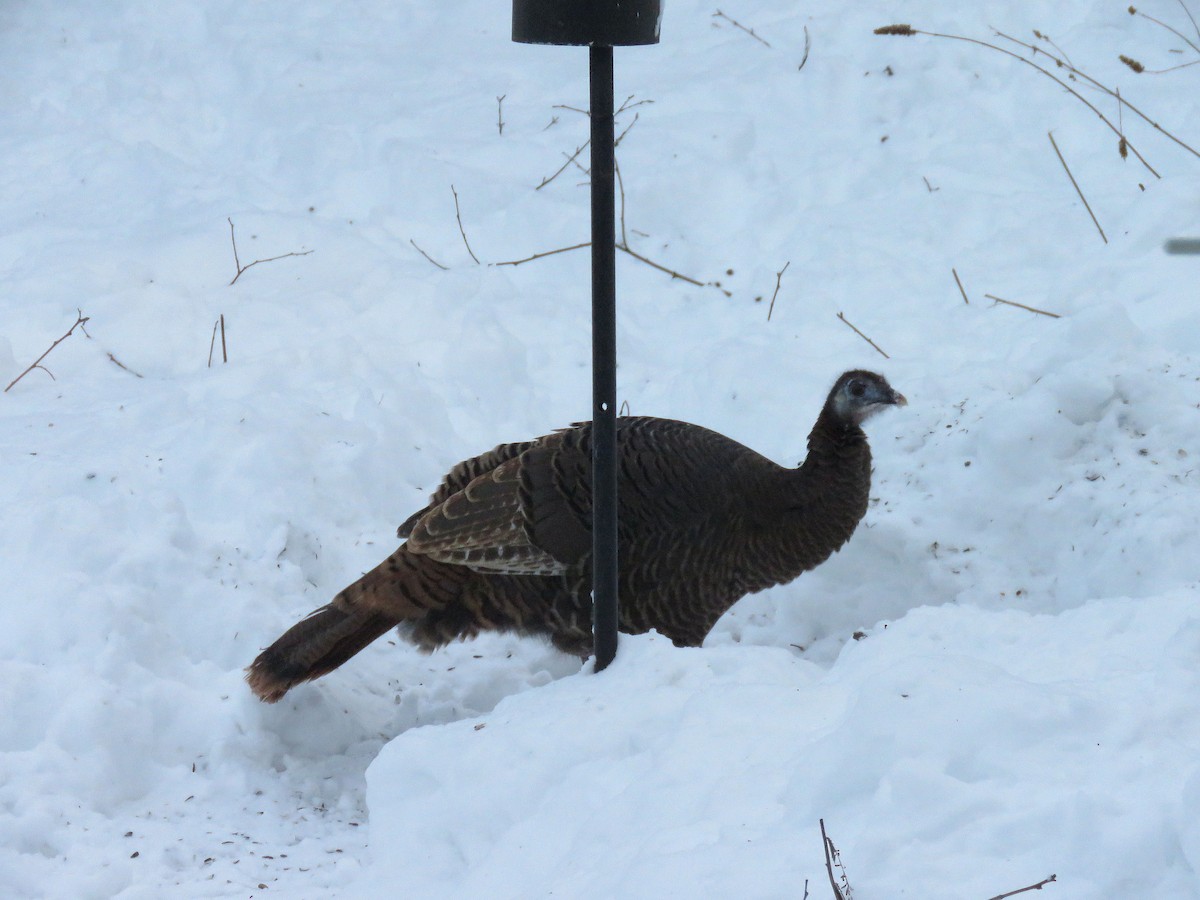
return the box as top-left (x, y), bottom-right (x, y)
top-left (246, 606), bottom-right (397, 702)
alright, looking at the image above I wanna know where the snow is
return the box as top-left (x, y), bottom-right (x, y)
top-left (2, 0), bottom-right (1199, 897)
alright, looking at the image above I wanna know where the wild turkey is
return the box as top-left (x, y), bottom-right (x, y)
top-left (247, 369), bottom-right (905, 702)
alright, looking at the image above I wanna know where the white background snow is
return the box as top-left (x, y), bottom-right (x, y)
top-left (3, 0), bottom-right (1200, 896)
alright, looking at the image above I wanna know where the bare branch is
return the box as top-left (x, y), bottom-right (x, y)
top-left (537, 139), bottom-right (591, 190)
top-left (227, 218), bottom-right (313, 285)
top-left (106, 352), bottom-right (143, 378)
top-left (990, 30), bottom-right (1200, 161)
top-left (616, 95), bottom-right (655, 116)
top-left (493, 242), bottom-right (591, 267)
top-left (798, 25), bottom-right (812, 71)
top-left (766, 261), bottom-right (791, 320)
top-left (819, 819), bottom-right (849, 900)
top-left (1048, 131), bottom-right (1107, 243)
top-left (984, 294), bottom-right (1062, 318)
top-left (985, 873), bottom-right (1057, 900)
top-left (875, 26), bottom-right (1162, 177)
top-left (615, 159), bottom-right (628, 247)
top-left (713, 9), bottom-right (772, 47)
top-left (451, 184), bottom-right (481, 264)
top-left (952, 267), bottom-right (970, 304)
top-left (615, 112), bottom-right (640, 148)
top-left (5, 310), bottom-right (90, 393)
top-left (409, 238), bottom-right (449, 270)
top-left (836, 311), bottom-right (889, 359)
top-left (208, 320), bottom-right (218, 368)
top-left (1129, 4), bottom-right (1200, 54)
top-left (208, 315), bottom-right (229, 367)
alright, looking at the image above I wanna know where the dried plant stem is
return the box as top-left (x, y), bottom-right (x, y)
top-left (713, 10), bottom-right (771, 47)
top-left (106, 352), bottom-right (143, 378)
top-left (819, 819), bottom-right (849, 900)
top-left (494, 242), bottom-right (591, 267)
top-left (836, 311), bottom-right (889, 359)
top-left (496, 94), bottom-right (506, 135)
top-left (227, 218), bottom-right (313, 286)
top-left (5, 309), bottom-right (90, 392)
top-left (1130, 4), bottom-right (1200, 54)
top-left (952, 267), bottom-right (970, 304)
top-left (615, 112), bottom-right (640, 148)
top-left (537, 139), bottom-right (591, 190)
top-left (207, 315), bottom-right (229, 367)
top-left (798, 25), bottom-right (812, 71)
top-left (985, 873), bottom-right (1057, 900)
top-left (615, 159), bottom-right (628, 246)
top-left (1179, 0), bottom-right (1200, 42)
top-left (875, 26), bottom-right (1161, 178)
top-left (985, 294), bottom-right (1062, 318)
top-left (208, 321), bottom-right (218, 367)
top-left (1047, 131), bottom-right (1108, 244)
top-left (492, 239), bottom-right (729, 296)
top-left (409, 238), bottom-right (449, 270)
top-left (766, 261), bottom-right (791, 320)
top-left (617, 243), bottom-right (712, 291)
top-left (451, 184), bottom-right (481, 264)
top-left (992, 30), bottom-right (1200, 162)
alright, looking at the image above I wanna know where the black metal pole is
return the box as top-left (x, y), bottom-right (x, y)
top-left (589, 44), bottom-right (619, 672)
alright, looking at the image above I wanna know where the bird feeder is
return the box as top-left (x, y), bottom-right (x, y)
top-left (512, 0), bottom-right (662, 672)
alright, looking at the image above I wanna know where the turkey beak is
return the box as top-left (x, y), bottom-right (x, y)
top-left (891, 390), bottom-right (907, 407)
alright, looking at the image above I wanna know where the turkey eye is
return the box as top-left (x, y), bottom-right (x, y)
top-left (849, 381), bottom-right (866, 398)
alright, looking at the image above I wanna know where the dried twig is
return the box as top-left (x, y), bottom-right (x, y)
top-left (819, 819), bottom-right (850, 900)
top-left (714, 9), bottom-right (771, 47)
top-left (798, 25), bottom-right (812, 71)
top-left (1047, 131), bottom-right (1107, 244)
top-left (615, 159), bottom-right (628, 246)
top-left (923, 175), bottom-right (940, 192)
top-left (616, 95), bottom-right (655, 116)
top-left (1178, 0), bottom-right (1200, 43)
top-left (1129, 4), bottom-right (1200, 54)
top-left (874, 25), bottom-right (1162, 178)
top-left (836, 311), bottom-right (889, 359)
top-left (5, 309), bottom-right (90, 392)
top-left (985, 873), bottom-right (1057, 900)
top-left (990, 30), bottom-right (1200, 161)
top-left (617, 244), bottom-right (711, 290)
top-left (985, 293), bottom-right (1062, 318)
top-left (207, 314), bottom-right (229, 367)
top-left (451, 184), bottom-right (481, 264)
top-left (496, 94), bottom-right (506, 135)
top-left (537, 139), bottom-right (591, 190)
top-left (106, 352), bottom-right (143, 378)
top-left (615, 112), bottom-right (640, 148)
top-left (766, 261), bottom-right (791, 320)
top-left (493, 242), bottom-right (591, 267)
top-left (1033, 28), bottom-right (1074, 68)
top-left (227, 218), bottom-right (313, 286)
top-left (952, 267), bottom-right (970, 304)
top-left (409, 238), bottom-right (449, 271)
top-left (494, 239), bottom-right (729, 295)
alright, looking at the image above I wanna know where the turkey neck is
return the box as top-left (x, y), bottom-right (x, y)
top-left (764, 407), bottom-right (872, 576)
